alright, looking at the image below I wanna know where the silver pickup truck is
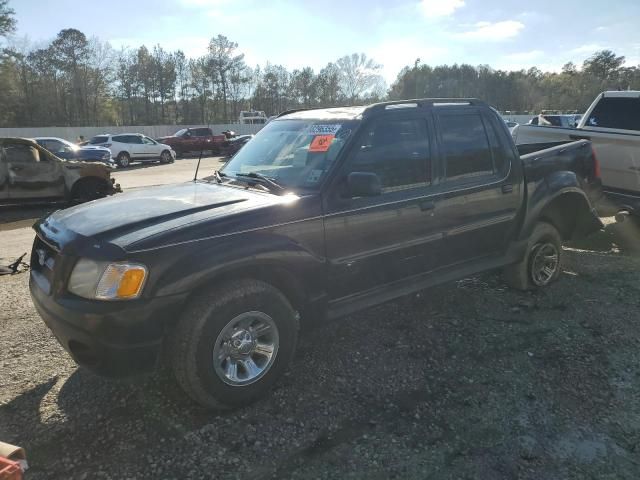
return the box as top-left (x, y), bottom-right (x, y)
top-left (512, 91), bottom-right (640, 220)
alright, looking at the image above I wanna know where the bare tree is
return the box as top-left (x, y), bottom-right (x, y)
top-left (336, 53), bottom-right (384, 104)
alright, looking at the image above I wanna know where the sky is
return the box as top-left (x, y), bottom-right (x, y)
top-left (9, 0), bottom-right (640, 84)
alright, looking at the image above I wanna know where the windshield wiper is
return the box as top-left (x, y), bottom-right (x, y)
top-left (234, 172), bottom-right (285, 193)
top-left (213, 170), bottom-right (227, 184)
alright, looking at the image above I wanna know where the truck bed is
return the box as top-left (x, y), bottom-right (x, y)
top-left (518, 140), bottom-right (603, 211)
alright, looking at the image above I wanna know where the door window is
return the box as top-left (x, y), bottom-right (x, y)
top-left (142, 136), bottom-right (155, 145)
top-left (4, 144), bottom-right (41, 163)
top-left (344, 116), bottom-right (430, 194)
top-left (439, 113), bottom-right (495, 182)
top-left (128, 135), bottom-right (143, 144)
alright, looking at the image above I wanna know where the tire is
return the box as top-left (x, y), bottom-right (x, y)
top-left (504, 221), bottom-right (563, 291)
top-left (169, 279), bottom-right (299, 409)
top-left (160, 150), bottom-right (172, 164)
top-left (116, 151), bottom-right (130, 168)
top-left (72, 178), bottom-right (108, 203)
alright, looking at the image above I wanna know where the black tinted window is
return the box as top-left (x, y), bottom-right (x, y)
top-left (439, 114), bottom-right (493, 181)
top-left (112, 135), bottom-right (127, 143)
top-left (347, 117), bottom-right (430, 193)
top-left (585, 97), bottom-right (640, 130)
top-left (194, 128), bottom-right (211, 136)
top-left (4, 144), bottom-right (41, 163)
top-left (90, 135), bottom-right (110, 145)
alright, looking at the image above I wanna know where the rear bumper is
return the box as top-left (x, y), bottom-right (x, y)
top-left (29, 272), bottom-right (186, 377)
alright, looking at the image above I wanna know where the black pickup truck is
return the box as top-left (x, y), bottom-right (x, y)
top-left (29, 99), bottom-right (603, 408)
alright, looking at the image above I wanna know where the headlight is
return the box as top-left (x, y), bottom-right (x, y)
top-left (68, 259), bottom-right (147, 300)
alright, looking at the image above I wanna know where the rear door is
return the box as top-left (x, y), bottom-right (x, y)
top-left (4, 142), bottom-right (65, 199)
top-left (433, 107), bottom-right (522, 266)
top-left (324, 110), bottom-right (445, 300)
top-left (124, 135), bottom-right (146, 159)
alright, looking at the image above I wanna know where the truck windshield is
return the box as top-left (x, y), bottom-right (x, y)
top-left (221, 118), bottom-right (357, 190)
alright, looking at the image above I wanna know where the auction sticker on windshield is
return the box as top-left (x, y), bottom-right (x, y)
top-left (309, 135), bottom-right (334, 152)
top-left (309, 124), bottom-right (341, 135)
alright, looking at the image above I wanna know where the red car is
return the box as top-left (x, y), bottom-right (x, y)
top-left (156, 127), bottom-right (233, 156)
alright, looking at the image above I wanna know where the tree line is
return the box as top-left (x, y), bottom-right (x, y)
top-left (0, 1), bottom-right (638, 128)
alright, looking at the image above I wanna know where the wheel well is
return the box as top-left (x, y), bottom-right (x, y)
top-left (192, 265), bottom-right (308, 316)
top-left (70, 176), bottom-right (109, 198)
top-left (538, 192), bottom-right (589, 240)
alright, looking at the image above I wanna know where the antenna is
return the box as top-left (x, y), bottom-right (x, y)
top-left (193, 148), bottom-right (204, 182)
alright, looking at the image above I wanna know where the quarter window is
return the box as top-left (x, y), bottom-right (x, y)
top-left (439, 114), bottom-right (494, 181)
top-left (346, 117), bottom-right (430, 193)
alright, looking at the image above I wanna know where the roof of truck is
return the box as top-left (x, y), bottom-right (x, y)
top-left (601, 90), bottom-right (640, 98)
top-left (278, 98), bottom-right (488, 121)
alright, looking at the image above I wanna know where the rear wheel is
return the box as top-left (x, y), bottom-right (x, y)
top-left (169, 279), bottom-right (299, 409)
top-left (160, 150), bottom-right (172, 164)
top-left (504, 221), bottom-right (562, 291)
top-left (116, 151), bottom-right (130, 168)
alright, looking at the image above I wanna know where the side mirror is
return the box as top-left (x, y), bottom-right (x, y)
top-left (347, 172), bottom-right (381, 197)
top-left (185, 131), bottom-right (192, 137)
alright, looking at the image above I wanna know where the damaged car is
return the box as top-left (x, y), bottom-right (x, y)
top-left (0, 137), bottom-right (120, 205)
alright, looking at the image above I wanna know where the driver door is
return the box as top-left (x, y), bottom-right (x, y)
top-left (323, 111), bottom-right (445, 301)
top-left (4, 142), bottom-right (65, 199)
top-left (142, 136), bottom-right (160, 158)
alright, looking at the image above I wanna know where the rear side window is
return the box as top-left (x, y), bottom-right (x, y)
top-left (194, 128), bottom-right (211, 136)
top-left (439, 113), bottom-right (493, 181)
top-left (112, 135), bottom-right (127, 143)
top-left (585, 97), bottom-right (640, 131)
top-left (90, 135), bottom-right (110, 145)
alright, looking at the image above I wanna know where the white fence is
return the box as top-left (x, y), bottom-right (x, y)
top-left (0, 123), bottom-right (264, 142)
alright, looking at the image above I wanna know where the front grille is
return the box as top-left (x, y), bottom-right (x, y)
top-left (31, 236), bottom-right (59, 286)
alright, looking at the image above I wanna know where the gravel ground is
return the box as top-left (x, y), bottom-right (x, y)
top-left (1, 213), bottom-right (639, 479)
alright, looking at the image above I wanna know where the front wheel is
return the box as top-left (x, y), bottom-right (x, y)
top-left (504, 221), bottom-right (562, 291)
top-left (169, 279), bottom-right (299, 409)
top-left (160, 150), bottom-right (172, 164)
top-left (116, 151), bottom-right (130, 168)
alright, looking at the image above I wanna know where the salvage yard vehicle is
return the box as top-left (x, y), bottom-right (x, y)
top-left (35, 137), bottom-right (115, 166)
top-left (88, 133), bottom-right (176, 168)
top-left (0, 137), bottom-right (120, 204)
top-left (513, 91), bottom-right (640, 221)
top-left (156, 127), bottom-right (231, 157)
top-left (29, 98), bottom-right (603, 409)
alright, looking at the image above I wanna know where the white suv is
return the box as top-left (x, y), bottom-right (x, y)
top-left (88, 133), bottom-right (176, 168)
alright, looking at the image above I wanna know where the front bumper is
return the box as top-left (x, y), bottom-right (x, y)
top-left (29, 271), bottom-right (186, 377)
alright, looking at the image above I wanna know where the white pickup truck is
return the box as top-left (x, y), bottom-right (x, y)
top-left (512, 91), bottom-right (640, 220)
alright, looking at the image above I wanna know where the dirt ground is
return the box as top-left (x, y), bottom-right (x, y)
top-left (1, 202), bottom-right (640, 478)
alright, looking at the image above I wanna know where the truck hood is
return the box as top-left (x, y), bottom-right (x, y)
top-left (44, 182), bottom-right (283, 249)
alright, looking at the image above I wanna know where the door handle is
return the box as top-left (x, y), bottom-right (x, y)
top-left (9, 166), bottom-right (24, 172)
top-left (420, 200), bottom-right (436, 211)
top-left (501, 184), bottom-right (513, 194)
top-left (569, 134), bottom-right (591, 141)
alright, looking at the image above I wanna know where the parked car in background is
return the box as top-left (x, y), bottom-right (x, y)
top-left (88, 133), bottom-right (175, 168)
top-left (34, 137), bottom-right (114, 166)
top-left (222, 134), bottom-right (253, 157)
top-left (513, 91), bottom-right (640, 221)
top-left (29, 98), bottom-right (602, 408)
top-left (1, 137), bottom-right (120, 204)
top-left (239, 110), bottom-right (268, 124)
top-left (156, 127), bottom-right (230, 157)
